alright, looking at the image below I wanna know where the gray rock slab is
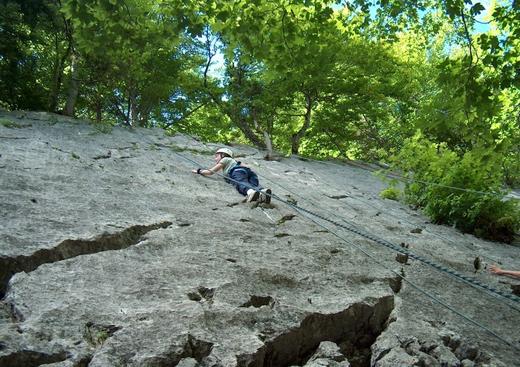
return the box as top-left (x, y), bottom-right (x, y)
top-left (1, 112), bottom-right (519, 366)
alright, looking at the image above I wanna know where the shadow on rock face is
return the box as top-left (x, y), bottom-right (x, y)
top-left (0, 350), bottom-right (68, 367)
top-left (238, 295), bottom-right (394, 367)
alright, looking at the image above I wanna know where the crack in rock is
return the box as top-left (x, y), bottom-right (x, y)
top-left (83, 322), bottom-right (122, 347)
top-left (237, 295), bottom-right (394, 367)
top-left (74, 355), bottom-right (93, 367)
top-left (0, 349), bottom-right (68, 367)
top-left (140, 334), bottom-right (214, 367)
top-left (197, 286), bottom-right (215, 301)
top-left (388, 275), bottom-right (403, 294)
top-left (0, 221), bottom-right (172, 298)
top-left (240, 295), bottom-right (275, 308)
top-left (187, 286), bottom-right (215, 303)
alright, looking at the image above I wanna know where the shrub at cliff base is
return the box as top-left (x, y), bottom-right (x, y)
top-left (391, 133), bottom-right (520, 243)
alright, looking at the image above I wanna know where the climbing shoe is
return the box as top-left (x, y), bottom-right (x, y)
top-left (246, 189), bottom-right (260, 202)
top-left (261, 189), bottom-right (272, 204)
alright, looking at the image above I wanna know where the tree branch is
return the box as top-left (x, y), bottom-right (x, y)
top-left (460, 8), bottom-right (477, 68)
top-left (163, 102), bottom-right (207, 128)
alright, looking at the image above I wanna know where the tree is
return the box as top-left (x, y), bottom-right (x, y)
top-left (203, 0), bottom-right (356, 154)
top-left (60, 0), bottom-right (201, 123)
top-left (0, 0), bottom-right (68, 111)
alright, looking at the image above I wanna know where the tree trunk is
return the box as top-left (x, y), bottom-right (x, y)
top-left (235, 114), bottom-right (266, 149)
top-left (48, 34), bottom-right (70, 112)
top-left (291, 93), bottom-right (313, 154)
top-left (95, 97), bottom-right (102, 123)
top-left (48, 64), bottom-right (62, 113)
top-left (129, 88), bottom-right (139, 126)
top-left (252, 108), bottom-right (273, 158)
top-left (126, 93), bottom-right (131, 125)
top-left (263, 130), bottom-right (274, 159)
top-left (203, 52), bottom-right (266, 149)
top-left (111, 96), bottom-right (129, 125)
top-left (140, 106), bottom-right (150, 127)
top-left (64, 51), bottom-right (79, 117)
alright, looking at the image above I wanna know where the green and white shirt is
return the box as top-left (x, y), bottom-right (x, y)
top-left (220, 157), bottom-right (239, 176)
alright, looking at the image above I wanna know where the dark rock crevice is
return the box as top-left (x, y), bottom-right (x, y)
top-left (74, 355), bottom-right (93, 367)
top-left (388, 275), bottom-right (403, 294)
top-left (83, 322), bottom-right (122, 347)
top-left (241, 295), bottom-right (275, 308)
top-left (237, 295), bottom-right (394, 367)
top-left (5, 301), bottom-right (24, 323)
top-left (0, 349), bottom-right (68, 367)
top-left (0, 301), bottom-right (16, 323)
top-left (187, 286), bottom-right (215, 303)
top-left (0, 221), bottom-right (172, 298)
top-left (141, 334), bottom-right (214, 367)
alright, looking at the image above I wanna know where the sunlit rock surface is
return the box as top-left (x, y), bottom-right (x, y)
top-left (1, 111), bottom-right (519, 367)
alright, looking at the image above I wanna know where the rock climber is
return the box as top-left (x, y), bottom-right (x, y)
top-left (192, 148), bottom-right (272, 203)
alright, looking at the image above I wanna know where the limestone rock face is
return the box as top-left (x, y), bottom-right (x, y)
top-left (303, 341), bottom-right (351, 366)
top-left (1, 111), bottom-right (519, 366)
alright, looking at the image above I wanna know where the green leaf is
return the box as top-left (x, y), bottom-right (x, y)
top-left (470, 3), bottom-right (485, 16)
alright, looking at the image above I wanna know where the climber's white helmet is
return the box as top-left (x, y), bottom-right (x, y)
top-left (216, 148), bottom-right (233, 158)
